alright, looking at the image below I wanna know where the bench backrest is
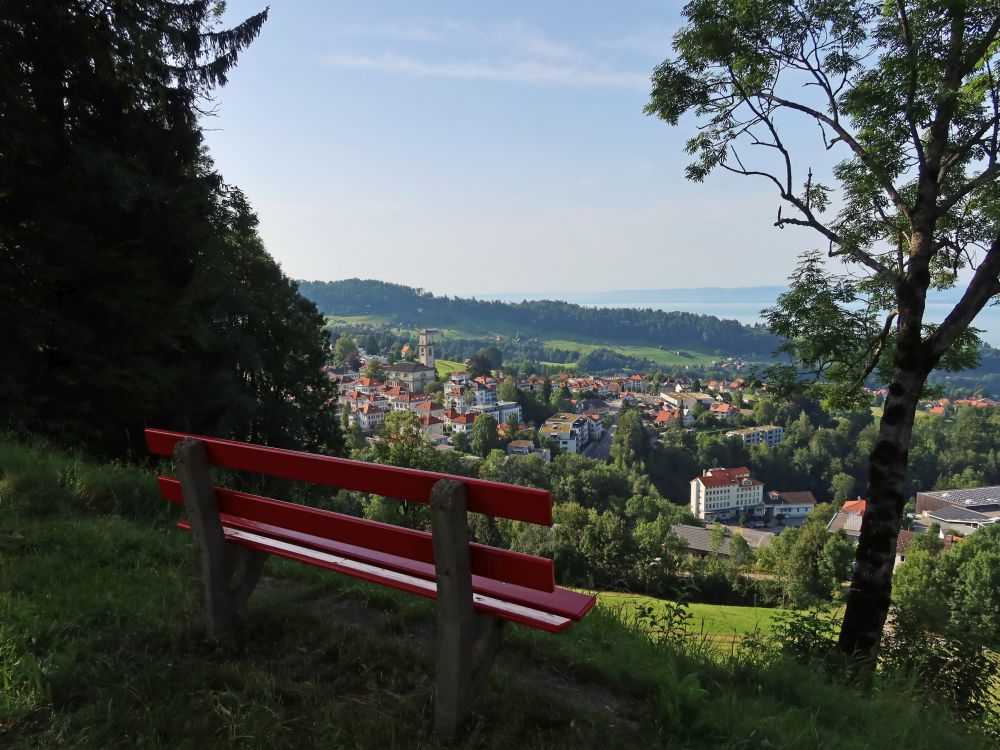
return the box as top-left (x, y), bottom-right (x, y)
top-left (146, 428), bottom-right (556, 593)
top-left (146, 429), bottom-right (551, 523)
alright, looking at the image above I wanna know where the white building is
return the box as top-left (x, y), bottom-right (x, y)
top-left (470, 401), bottom-right (522, 424)
top-left (726, 424), bottom-right (785, 448)
top-left (540, 413), bottom-right (597, 455)
top-left (661, 391), bottom-right (717, 411)
top-left (690, 467), bottom-right (765, 521)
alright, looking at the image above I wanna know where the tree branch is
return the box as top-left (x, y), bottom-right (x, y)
top-left (759, 91), bottom-right (912, 222)
top-left (923, 238), bottom-right (1000, 363)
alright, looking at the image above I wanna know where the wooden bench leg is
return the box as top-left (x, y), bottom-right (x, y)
top-left (174, 438), bottom-right (267, 638)
top-left (430, 479), bottom-right (503, 741)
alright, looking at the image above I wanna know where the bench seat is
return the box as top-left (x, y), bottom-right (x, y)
top-left (178, 520), bottom-right (586, 632)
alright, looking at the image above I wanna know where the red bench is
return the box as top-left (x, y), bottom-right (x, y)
top-left (145, 428), bottom-right (595, 739)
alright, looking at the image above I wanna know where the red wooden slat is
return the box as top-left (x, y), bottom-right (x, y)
top-left (175, 520), bottom-right (580, 633)
top-left (158, 476), bottom-right (555, 593)
top-left (146, 428), bottom-right (551, 525)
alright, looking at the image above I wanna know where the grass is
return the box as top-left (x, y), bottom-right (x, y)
top-left (433, 359), bottom-right (466, 378)
top-left (542, 339), bottom-right (718, 367)
top-left (325, 315), bottom-right (722, 369)
top-left (595, 592), bottom-right (794, 643)
top-left (1, 437), bottom-right (994, 749)
top-left (871, 406), bottom-right (938, 421)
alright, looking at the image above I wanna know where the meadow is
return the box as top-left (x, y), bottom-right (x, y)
top-left (0, 438), bottom-right (991, 749)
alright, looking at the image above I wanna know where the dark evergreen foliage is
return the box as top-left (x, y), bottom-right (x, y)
top-left (0, 2), bottom-right (341, 457)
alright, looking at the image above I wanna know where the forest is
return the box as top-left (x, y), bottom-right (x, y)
top-left (0, 3), bottom-right (341, 459)
top-left (300, 278), bottom-right (779, 355)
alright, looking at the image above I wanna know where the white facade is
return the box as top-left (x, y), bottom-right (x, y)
top-left (690, 467), bottom-right (765, 521)
top-left (726, 425), bottom-right (785, 448)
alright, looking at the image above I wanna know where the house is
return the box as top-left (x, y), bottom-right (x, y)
top-left (923, 504), bottom-right (999, 535)
top-left (469, 401), bottom-right (522, 424)
top-left (506, 439), bottom-right (552, 463)
top-left (894, 530), bottom-right (915, 571)
top-left (765, 490), bottom-right (817, 519)
top-left (689, 467), bottom-right (765, 522)
top-left (384, 362), bottom-right (436, 393)
top-left (826, 511), bottom-right (863, 539)
top-left (418, 414), bottom-right (444, 437)
top-left (540, 413), bottom-right (595, 454)
top-left (841, 498), bottom-right (868, 515)
top-left (661, 391), bottom-right (716, 411)
top-left (413, 400), bottom-right (446, 419)
top-left (670, 524), bottom-right (769, 557)
top-left (625, 374), bottom-right (650, 393)
top-left (391, 391), bottom-right (433, 411)
top-left (670, 524), bottom-right (737, 557)
top-left (448, 412), bottom-right (478, 434)
top-left (573, 398), bottom-right (610, 416)
top-left (709, 402), bottom-right (739, 419)
top-left (353, 402), bottom-right (387, 431)
top-left (916, 485), bottom-right (1000, 527)
top-left (469, 380), bottom-right (498, 407)
top-left (726, 424), bottom-right (785, 448)
top-left (654, 408), bottom-right (685, 428)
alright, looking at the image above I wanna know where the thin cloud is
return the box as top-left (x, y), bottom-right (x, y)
top-left (321, 19), bottom-right (649, 90)
top-left (321, 53), bottom-right (648, 90)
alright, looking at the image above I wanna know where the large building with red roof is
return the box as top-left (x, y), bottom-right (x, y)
top-left (690, 467), bottom-right (765, 521)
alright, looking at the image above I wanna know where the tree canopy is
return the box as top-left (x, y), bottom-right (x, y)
top-left (0, 2), bottom-right (341, 457)
top-left (647, 0), bottom-right (1000, 658)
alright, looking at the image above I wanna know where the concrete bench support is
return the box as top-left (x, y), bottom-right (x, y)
top-left (430, 479), bottom-right (503, 741)
top-left (174, 438), bottom-right (267, 637)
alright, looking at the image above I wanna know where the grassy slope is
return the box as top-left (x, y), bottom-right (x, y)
top-left (434, 359), bottom-right (466, 378)
top-left (327, 315), bottom-right (719, 367)
top-left (1, 439), bottom-right (992, 749)
top-left (596, 592), bottom-right (794, 641)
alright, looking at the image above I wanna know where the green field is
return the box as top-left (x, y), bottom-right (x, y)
top-left (595, 591), bottom-right (794, 643)
top-left (871, 406), bottom-right (938, 421)
top-left (326, 314), bottom-right (721, 369)
top-left (433, 359), bottom-right (465, 378)
top-left (542, 338), bottom-right (718, 367)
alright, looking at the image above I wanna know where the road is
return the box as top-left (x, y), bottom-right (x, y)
top-left (582, 424), bottom-right (614, 461)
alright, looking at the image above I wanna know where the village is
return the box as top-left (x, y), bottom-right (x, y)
top-left (328, 328), bottom-right (1000, 569)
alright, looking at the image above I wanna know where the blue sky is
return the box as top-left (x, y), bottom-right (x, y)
top-left (204, 1), bottom-right (830, 295)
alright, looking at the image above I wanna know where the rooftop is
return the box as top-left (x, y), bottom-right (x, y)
top-left (921, 485), bottom-right (1000, 509)
top-left (926, 505), bottom-right (997, 524)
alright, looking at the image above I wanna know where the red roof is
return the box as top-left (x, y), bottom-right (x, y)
top-left (842, 499), bottom-right (867, 515)
top-left (696, 467), bottom-right (758, 488)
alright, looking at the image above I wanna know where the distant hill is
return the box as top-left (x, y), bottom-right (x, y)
top-left (297, 278), bottom-right (780, 355)
top-left (486, 286), bottom-right (789, 305)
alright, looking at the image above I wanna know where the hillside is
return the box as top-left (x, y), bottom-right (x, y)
top-left (298, 279), bottom-right (780, 358)
top-left (1, 438), bottom-right (994, 749)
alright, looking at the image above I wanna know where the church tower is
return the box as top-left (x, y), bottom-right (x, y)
top-left (418, 328), bottom-right (438, 370)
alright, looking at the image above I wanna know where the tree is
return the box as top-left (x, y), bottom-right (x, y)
top-left (467, 353), bottom-right (493, 378)
top-left (363, 358), bottom-right (386, 382)
top-left (830, 472), bottom-right (857, 504)
top-left (648, 0), bottom-right (1000, 658)
top-left (499, 376), bottom-right (518, 402)
top-left (504, 413), bottom-right (520, 440)
top-left (611, 409), bottom-right (649, 469)
top-left (0, 3), bottom-right (347, 457)
top-left (470, 414), bottom-right (501, 458)
top-left (334, 336), bottom-right (360, 367)
top-left (451, 431), bottom-right (471, 453)
top-left (819, 532), bottom-right (857, 595)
